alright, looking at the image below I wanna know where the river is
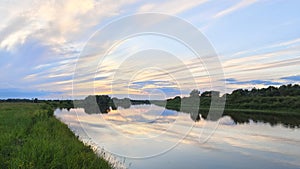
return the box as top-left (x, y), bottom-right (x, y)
top-left (54, 104), bottom-right (300, 169)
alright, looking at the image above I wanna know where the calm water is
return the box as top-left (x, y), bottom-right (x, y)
top-left (54, 105), bottom-right (300, 169)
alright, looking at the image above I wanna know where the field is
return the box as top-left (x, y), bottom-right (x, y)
top-left (0, 102), bottom-right (112, 169)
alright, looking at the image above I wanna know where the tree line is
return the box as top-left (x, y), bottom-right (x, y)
top-left (165, 84), bottom-right (300, 112)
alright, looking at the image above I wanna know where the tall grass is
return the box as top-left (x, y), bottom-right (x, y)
top-left (0, 102), bottom-right (112, 169)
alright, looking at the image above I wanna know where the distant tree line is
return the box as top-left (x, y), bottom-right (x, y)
top-left (168, 85), bottom-right (300, 112)
top-left (164, 84), bottom-right (300, 111)
top-left (0, 98), bottom-right (74, 110)
top-left (225, 84), bottom-right (300, 111)
top-left (228, 84), bottom-right (300, 97)
top-left (158, 84), bottom-right (300, 127)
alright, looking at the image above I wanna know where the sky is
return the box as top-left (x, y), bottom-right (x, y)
top-left (0, 0), bottom-right (300, 99)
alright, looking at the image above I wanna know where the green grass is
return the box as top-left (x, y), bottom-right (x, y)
top-left (0, 102), bottom-right (112, 169)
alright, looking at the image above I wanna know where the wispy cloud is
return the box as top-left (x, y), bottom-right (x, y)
top-left (225, 78), bottom-right (282, 86)
top-left (225, 37), bottom-right (300, 59)
top-left (221, 37), bottom-right (300, 84)
top-left (213, 0), bottom-right (258, 19)
top-left (138, 0), bottom-right (209, 15)
top-left (267, 38), bottom-right (300, 49)
top-left (281, 75), bottom-right (300, 82)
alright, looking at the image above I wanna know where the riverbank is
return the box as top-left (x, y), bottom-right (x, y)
top-left (152, 99), bottom-right (300, 128)
top-left (0, 102), bottom-right (112, 169)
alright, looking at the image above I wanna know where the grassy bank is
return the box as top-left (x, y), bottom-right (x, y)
top-left (0, 102), bottom-right (112, 169)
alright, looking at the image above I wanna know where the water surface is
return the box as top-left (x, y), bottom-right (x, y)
top-left (55, 105), bottom-right (300, 169)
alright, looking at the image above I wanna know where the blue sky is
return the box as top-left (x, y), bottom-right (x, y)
top-left (0, 0), bottom-right (299, 99)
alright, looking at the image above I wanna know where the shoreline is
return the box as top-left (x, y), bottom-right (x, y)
top-left (54, 109), bottom-right (128, 169)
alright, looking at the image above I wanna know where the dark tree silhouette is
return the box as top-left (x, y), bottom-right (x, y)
top-left (190, 89), bottom-right (200, 97)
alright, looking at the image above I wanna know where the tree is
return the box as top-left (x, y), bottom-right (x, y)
top-left (190, 89), bottom-right (200, 97)
top-left (201, 91), bottom-right (220, 97)
top-left (96, 95), bottom-right (111, 113)
top-left (83, 95), bottom-right (112, 114)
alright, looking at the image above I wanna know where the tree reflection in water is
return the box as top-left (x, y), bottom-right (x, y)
top-left (79, 95), bottom-right (299, 128)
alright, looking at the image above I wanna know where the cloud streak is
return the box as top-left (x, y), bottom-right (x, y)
top-left (226, 78), bottom-right (282, 86)
top-left (213, 0), bottom-right (258, 18)
top-left (138, 0), bottom-right (209, 15)
top-left (281, 75), bottom-right (300, 82)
